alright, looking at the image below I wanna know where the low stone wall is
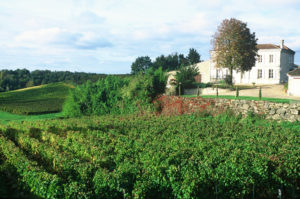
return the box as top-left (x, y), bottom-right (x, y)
top-left (185, 88), bottom-right (230, 95)
top-left (156, 96), bottom-right (300, 122)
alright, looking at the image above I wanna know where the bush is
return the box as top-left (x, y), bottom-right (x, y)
top-left (224, 75), bottom-right (233, 85)
top-left (121, 67), bottom-right (167, 112)
top-left (193, 82), bottom-right (212, 88)
top-left (63, 68), bottom-right (167, 117)
top-left (63, 76), bottom-right (129, 117)
top-left (175, 65), bottom-right (199, 90)
top-left (284, 83), bottom-right (288, 92)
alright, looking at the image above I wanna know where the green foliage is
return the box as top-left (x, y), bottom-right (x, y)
top-left (131, 56), bottom-right (152, 74)
top-left (0, 113), bottom-right (298, 198)
top-left (121, 74), bottom-right (152, 103)
top-left (63, 76), bottom-right (129, 117)
top-left (259, 86), bottom-right (262, 99)
top-left (0, 83), bottom-right (72, 115)
top-left (284, 83), bottom-right (288, 91)
top-left (132, 48), bottom-right (201, 73)
top-left (193, 82), bottom-right (213, 88)
top-left (0, 135), bottom-right (64, 198)
top-left (0, 111), bottom-right (61, 124)
top-left (122, 67), bottom-right (167, 110)
top-left (236, 87), bottom-right (239, 98)
top-left (63, 68), bottom-right (167, 117)
top-left (224, 74), bottom-right (233, 85)
top-left (0, 158), bottom-right (36, 198)
top-left (152, 54), bottom-right (181, 71)
top-left (187, 48), bottom-right (201, 64)
top-left (175, 65), bottom-right (199, 91)
top-left (0, 69), bottom-right (128, 92)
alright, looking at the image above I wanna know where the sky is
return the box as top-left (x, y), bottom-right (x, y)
top-left (0, 0), bottom-right (299, 74)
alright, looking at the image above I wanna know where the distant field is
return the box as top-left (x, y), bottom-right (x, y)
top-left (0, 83), bottom-right (73, 115)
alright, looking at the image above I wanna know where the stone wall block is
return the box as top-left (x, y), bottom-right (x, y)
top-left (276, 108), bottom-right (286, 115)
top-left (291, 109), bottom-right (299, 115)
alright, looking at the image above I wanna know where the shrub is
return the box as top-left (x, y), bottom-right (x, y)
top-left (224, 75), bottom-right (232, 85)
top-left (63, 68), bottom-right (167, 117)
top-left (284, 83), bottom-right (288, 92)
top-left (62, 76), bottom-right (128, 117)
top-left (175, 65), bottom-right (199, 90)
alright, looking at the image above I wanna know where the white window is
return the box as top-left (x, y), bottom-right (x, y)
top-left (258, 55), bottom-right (262, 63)
top-left (269, 55), bottom-right (273, 63)
top-left (269, 69), bottom-right (273, 78)
top-left (257, 69), bottom-right (262, 79)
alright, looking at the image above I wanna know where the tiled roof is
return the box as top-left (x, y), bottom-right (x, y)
top-left (288, 68), bottom-right (300, 76)
top-left (257, 44), bottom-right (294, 53)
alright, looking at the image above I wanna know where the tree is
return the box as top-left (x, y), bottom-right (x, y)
top-left (178, 54), bottom-right (189, 67)
top-left (152, 55), bottom-right (167, 70)
top-left (212, 18), bottom-right (258, 85)
top-left (131, 56), bottom-right (152, 74)
top-left (187, 48), bottom-right (201, 65)
top-left (122, 67), bottom-right (167, 103)
top-left (175, 65), bottom-right (199, 93)
top-left (152, 54), bottom-right (180, 71)
top-left (165, 53), bottom-right (180, 71)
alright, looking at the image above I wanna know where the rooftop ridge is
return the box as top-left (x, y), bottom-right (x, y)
top-left (257, 43), bottom-right (294, 53)
top-left (288, 68), bottom-right (300, 76)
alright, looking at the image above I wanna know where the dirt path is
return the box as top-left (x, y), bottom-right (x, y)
top-left (223, 85), bottom-right (300, 100)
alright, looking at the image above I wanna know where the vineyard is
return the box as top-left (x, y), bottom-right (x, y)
top-left (0, 83), bottom-right (73, 115)
top-left (0, 113), bottom-right (299, 198)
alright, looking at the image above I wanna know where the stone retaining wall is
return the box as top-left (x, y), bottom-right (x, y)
top-left (184, 88), bottom-right (230, 95)
top-left (157, 96), bottom-right (300, 122)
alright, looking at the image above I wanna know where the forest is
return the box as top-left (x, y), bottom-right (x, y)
top-left (0, 69), bottom-right (128, 92)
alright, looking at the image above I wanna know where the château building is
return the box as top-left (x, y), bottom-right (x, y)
top-left (195, 40), bottom-right (296, 84)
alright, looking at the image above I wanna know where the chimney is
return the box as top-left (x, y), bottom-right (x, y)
top-left (280, 40), bottom-right (284, 49)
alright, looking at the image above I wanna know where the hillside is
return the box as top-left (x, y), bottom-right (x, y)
top-left (0, 83), bottom-right (73, 115)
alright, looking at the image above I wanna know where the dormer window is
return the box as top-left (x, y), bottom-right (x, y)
top-left (269, 55), bottom-right (273, 63)
top-left (258, 55), bottom-right (262, 63)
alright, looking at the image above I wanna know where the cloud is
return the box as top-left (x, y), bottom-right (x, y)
top-left (75, 11), bottom-right (105, 24)
top-left (74, 32), bottom-right (112, 49)
top-left (14, 28), bottom-right (112, 50)
top-left (257, 0), bottom-right (300, 6)
top-left (1, 0), bottom-right (300, 73)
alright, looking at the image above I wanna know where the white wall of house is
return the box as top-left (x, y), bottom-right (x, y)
top-left (288, 76), bottom-right (300, 96)
top-left (209, 44), bottom-right (295, 84)
top-left (195, 61), bottom-right (210, 83)
top-left (246, 49), bottom-right (281, 84)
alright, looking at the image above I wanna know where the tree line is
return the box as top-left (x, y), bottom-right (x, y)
top-left (0, 69), bottom-right (129, 92)
top-left (131, 48), bottom-right (201, 74)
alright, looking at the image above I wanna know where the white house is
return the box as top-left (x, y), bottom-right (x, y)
top-left (287, 68), bottom-right (300, 96)
top-left (195, 40), bottom-right (296, 84)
